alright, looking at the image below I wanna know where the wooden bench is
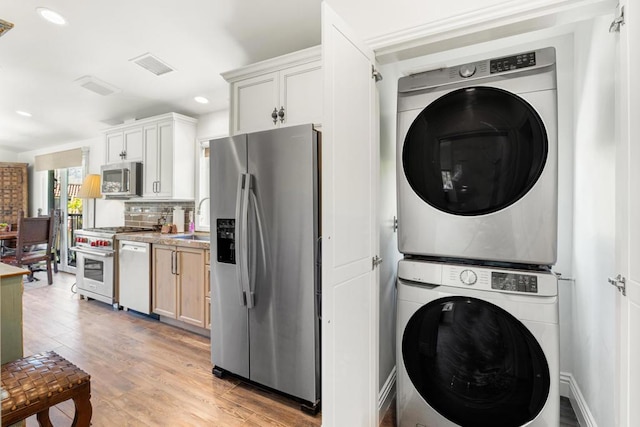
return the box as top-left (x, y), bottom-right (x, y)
top-left (1, 351), bottom-right (92, 427)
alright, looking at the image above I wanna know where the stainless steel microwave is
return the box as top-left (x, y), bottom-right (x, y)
top-left (100, 162), bottom-right (142, 198)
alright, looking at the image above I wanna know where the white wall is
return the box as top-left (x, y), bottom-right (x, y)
top-left (0, 148), bottom-right (20, 162)
top-left (377, 63), bottom-right (404, 393)
top-left (197, 110), bottom-right (230, 139)
top-left (570, 14), bottom-right (617, 425)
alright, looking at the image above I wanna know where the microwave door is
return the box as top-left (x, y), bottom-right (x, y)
top-left (122, 168), bottom-right (130, 192)
top-left (102, 169), bottom-right (122, 193)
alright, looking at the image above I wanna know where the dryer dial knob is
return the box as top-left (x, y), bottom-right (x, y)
top-left (459, 64), bottom-right (477, 78)
top-left (460, 269), bottom-right (478, 285)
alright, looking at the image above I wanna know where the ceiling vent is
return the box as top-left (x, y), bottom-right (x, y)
top-left (0, 19), bottom-right (14, 38)
top-left (75, 76), bottom-right (121, 96)
top-left (129, 53), bottom-right (175, 76)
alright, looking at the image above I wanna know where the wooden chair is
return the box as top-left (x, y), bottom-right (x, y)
top-left (3, 210), bottom-right (54, 285)
top-left (35, 208), bottom-right (61, 274)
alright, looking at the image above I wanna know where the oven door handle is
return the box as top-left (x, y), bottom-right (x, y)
top-left (70, 247), bottom-right (115, 257)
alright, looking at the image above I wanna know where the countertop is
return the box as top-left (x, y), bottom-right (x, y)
top-left (0, 263), bottom-right (30, 279)
top-left (115, 232), bottom-right (210, 249)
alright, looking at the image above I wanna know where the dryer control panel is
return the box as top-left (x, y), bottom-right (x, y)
top-left (490, 52), bottom-right (536, 73)
top-left (491, 271), bottom-right (538, 293)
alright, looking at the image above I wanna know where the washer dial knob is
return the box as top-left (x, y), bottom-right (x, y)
top-left (460, 269), bottom-right (478, 285)
top-left (459, 64), bottom-right (477, 78)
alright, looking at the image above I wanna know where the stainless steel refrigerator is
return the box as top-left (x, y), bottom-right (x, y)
top-left (209, 124), bottom-right (320, 411)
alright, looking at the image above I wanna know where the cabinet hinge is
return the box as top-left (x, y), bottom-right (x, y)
top-left (372, 255), bottom-right (383, 270)
top-left (609, 5), bottom-right (625, 33)
top-left (371, 65), bottom-right (383, 82)
top-left (608, 274), bottom-right (626, 296)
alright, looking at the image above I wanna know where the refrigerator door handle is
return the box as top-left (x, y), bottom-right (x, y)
top-left (235, 173), bottom-right (248, 306)
top-left (247, 186), bottom-right (268, 309)
top-left (240, 173), bottom-right (252, 308)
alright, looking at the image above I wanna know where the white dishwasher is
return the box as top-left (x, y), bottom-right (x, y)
top-left (118, 240), bottom-right (151, 314)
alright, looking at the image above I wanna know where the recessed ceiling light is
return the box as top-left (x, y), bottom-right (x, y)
top-left (16, 110), bottom-right (32, 117)
top-left (36, 7), bottom-right (67, 26)
top-left (194, 96), bottom-right (209, 104)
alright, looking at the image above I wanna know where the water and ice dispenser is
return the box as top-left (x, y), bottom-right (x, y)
top-left (216, 219), bottom-right (235, 264)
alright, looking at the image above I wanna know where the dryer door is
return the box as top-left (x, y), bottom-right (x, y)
top-left (402, 86), bottom-right (547, 216)
top-left (402, 296), bottom-right (550, 427)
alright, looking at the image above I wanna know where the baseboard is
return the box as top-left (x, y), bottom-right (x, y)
top-left (378, 366), bottom-right (397, 421)
top-left (560, 371), bottom-right (598, 427)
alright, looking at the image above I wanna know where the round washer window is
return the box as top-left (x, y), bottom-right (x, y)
top-left (402, 86), bottom-right (548, 215)
top-left (402, 296), bottom-right (550, 427)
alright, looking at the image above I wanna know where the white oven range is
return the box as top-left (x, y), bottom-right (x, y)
top-left (71, 226), bottom-right (153, 307)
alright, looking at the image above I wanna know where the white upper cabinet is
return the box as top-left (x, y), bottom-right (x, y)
top-left (142, 114), bottom-right (198, 199)
top-left (104, 113), bottom-right (197, 200)
top-left (105, 127), bottom-right (144, 164)
top-left (223, 46), bottom-right (322, 135)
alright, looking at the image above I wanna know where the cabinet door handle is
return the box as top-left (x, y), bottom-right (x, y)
top-left (156, 181), bottom-right (160, 193)
top-left (171, 250), bottom-right (175, 274)
top-left (278, 106), bottom-right (285, 123)
top-left (271, 107), bottom-right (278, 124)
top-left (174, 251), bottom-right (179, 276)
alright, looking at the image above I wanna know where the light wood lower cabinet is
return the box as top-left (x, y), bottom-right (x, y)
top-left (152, 245), bottom-right (176, 318)
top-left (152, 244), bottom-right (206, 328)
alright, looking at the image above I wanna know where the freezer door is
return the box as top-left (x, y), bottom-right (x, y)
top-left (247, 124), bottom-right (320, 402)
top-left (210, 134), bottom-right (250, 378)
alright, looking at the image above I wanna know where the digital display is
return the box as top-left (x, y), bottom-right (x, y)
top-left (491, 272), bottom-right (538, 293)
top-left (490, 52), bottom-right (536, 74)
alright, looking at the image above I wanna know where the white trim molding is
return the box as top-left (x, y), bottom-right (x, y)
top-left (560, 371), bottom-right (598, 427)
top-left (378, 366), bottom-right (397, 421)
top-left (368, 0), bottom-right (616, 63)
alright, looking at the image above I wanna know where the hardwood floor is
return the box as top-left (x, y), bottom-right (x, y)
top-left (20, 272), bottom-right (322, 426)
top-left (19, 270), bottom-right (580, 426)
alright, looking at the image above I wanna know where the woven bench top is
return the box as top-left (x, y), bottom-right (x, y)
top-left (1, 351), bottom-right (91, 414)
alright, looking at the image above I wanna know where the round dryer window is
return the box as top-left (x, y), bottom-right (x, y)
top-left (402, 86), bottom-right (548, 215)
top-left (402, 296), bottom-right (550, 427)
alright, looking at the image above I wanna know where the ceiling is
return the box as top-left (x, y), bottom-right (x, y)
top-left (1, 0), bottom-right (321, 153)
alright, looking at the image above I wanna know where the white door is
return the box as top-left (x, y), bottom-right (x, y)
top-left (616, 1), bottom-right (640, 425)
top-left (321, 2), bottom-right (380, 426)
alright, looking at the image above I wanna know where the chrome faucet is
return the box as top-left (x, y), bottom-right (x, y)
top-left (196, 197), bottom-right (210, 215)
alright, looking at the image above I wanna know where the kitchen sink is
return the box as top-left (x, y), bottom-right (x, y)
top-left (169, 234), bottom-right (210, 241)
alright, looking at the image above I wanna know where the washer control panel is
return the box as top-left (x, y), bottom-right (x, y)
top-left (491, 272), bottom-right (538, 293)
top-left (398, 260), bottom-right (557, 296)
top-left (490, 51), bottom-right (536, 74)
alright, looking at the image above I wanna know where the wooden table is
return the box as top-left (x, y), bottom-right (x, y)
top-left (0, 230), bottom-right (18, 240)
top-left (0, 230), bottom-right (17, 260)
top-left (1, 263), bottom-right (29, 364)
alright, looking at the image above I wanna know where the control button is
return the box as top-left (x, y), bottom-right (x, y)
top-left (459, 64), bottom-right (477, 78)
top-left (460, 269), bottom-right (477, 285)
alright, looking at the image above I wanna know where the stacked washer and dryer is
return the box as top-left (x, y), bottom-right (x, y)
top-left (395, 47), bottom-right (560, 427)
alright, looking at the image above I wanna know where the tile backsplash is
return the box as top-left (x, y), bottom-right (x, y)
top-left (124, 201), bottom-right (195, 230)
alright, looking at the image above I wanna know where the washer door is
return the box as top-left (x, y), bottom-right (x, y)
top-left (402, 296), bottom-right (550, 427)
top-left (402, 86), bottom-right (547, 216)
